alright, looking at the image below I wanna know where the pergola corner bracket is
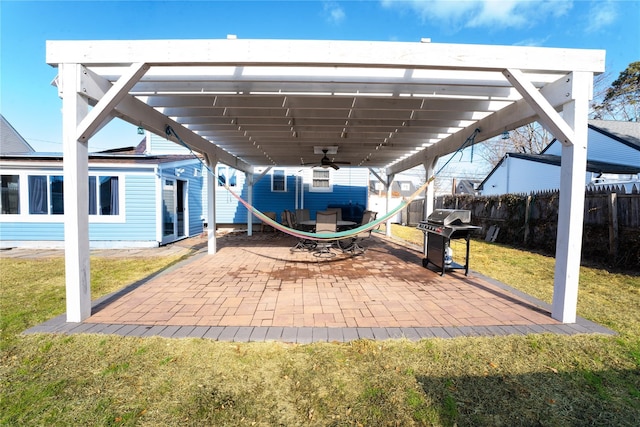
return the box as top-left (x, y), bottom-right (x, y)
top-left (503, 68), bottom-right (576, 146)
top-left (76, 62), bottom-right (150, 142)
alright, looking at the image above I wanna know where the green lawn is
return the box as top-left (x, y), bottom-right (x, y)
top-left (1, 231), bottom-right (639, 426)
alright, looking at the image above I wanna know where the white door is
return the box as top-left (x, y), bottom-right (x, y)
top-left (162, 178), bottom-right (188, 244)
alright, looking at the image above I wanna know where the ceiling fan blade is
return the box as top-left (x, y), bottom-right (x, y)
top-left (329, 162), bottom-right (340, 170)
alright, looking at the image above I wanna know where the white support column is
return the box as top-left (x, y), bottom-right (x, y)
top-left (552, 72), bottom-right (592, 323)
top-left (62, 63), bottom-right (91, 322)
top-left (385, 174), bottom-right (395, 237)
top-left (422, 158), bottom-right (437, 255)
top-left (247, 173), bottom-right (254, 236)
top-left (206, 157), bottom-right (217, 255)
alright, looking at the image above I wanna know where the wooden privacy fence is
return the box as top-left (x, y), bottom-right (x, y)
top-left (405, 184), bottom-right (639, 267)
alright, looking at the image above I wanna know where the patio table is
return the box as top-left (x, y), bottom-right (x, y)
top-left (299, 220), bottom-right (357, 229)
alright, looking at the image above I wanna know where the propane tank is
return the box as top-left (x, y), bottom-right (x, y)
top-left (444, 246), bottom-right (453, 265)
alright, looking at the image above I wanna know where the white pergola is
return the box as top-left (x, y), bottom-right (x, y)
top-left (46, 38), bottom-right (604, 324)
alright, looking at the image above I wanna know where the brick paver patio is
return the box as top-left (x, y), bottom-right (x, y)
top-left (23, 232), bottom-right (613, 341)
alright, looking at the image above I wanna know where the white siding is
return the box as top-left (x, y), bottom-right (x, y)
top-left (482, 157), bottom-right (583, 195)
top-left (545, 127), bottom-right (640, 166)
top-left (147, 132), bottom-right (191, 155)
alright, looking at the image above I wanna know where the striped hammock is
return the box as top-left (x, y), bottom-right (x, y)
top-left (165, 125), bottom-right (476, 241)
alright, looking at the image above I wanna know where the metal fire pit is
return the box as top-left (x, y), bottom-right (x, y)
top-left (417, 209), bottom-right (481, 276)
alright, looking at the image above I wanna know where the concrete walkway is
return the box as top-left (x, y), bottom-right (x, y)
top-left (21, 232), bottom-right (614, 342)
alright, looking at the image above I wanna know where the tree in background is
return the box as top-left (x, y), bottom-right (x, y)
top-left (478, 123), bottom-right (551, 168)
top-left (591, 61), bottom-right (640, 121)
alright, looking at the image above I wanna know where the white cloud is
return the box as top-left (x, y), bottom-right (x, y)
top-left (324, 1), bottom-right (346, 25)
top-left (513, 35), bottom-right (552, 47)
top-left (381, 0), bottom-right (574, 30)
top-left (585, 0), bottom-right (617, 33)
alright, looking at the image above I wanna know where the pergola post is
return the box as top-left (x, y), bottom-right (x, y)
top-left (62, 63), bottom-right (91, 322)
top-left (552, 72), bottom-right (591, 323)
top-left (422, 158), bottom-right (437, 255)
top-left (246, 173), bottom-right (254, 236)
top-left (206, 156), bottom-right (218, 255)
top-left (385, 174), bottom-right (395, 237)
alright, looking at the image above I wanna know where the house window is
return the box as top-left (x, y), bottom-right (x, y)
top-left (27, 175), bottom-right (64, 215)
top-left (89, 176), bottom-right (120, 215)
top-left (0, 175), bottom-right (20, 214)
top-left (217, 166), bottom-right (226, 186)
top-left (50, 176), bottom-right (64, 215)
top-left (311, 169), bottom-right (331, 191)
top-left (28, 175), bottom-right (49, 214)
top-left (229, 169), bottom-right (237, 187)
top-left (272, 169), bottom-right (286, 192)
top-left (217, 166), bottom-right (237, 187)
top-left (400, 183), bottom-right (410, 192)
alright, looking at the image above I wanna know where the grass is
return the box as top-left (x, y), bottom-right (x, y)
top-left (0, 255), bottom-right (187, 349)
top-left (1, 232), bottom-right (640, 426)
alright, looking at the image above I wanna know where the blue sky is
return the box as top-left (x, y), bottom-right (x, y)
top-left (1, 0), bottom-right (639, 153)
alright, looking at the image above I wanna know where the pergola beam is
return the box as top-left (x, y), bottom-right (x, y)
top-left (47, 39), bottom-right (605, 73)
top-left (78, 67), bottom-right (251, 173)
top-left (386, 72), bottom-right (578, 175)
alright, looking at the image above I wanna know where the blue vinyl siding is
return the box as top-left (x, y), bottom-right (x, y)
top-left (89, 174), bottom-right (157, 241)
top-left (251, 168), bottom-right (369, 223)
top-left (202, 166), bottom-right (368, 225)
top-left (186, 165), bottom-right (204, 235)
top-left (0, 174), bottom-right (158, 243)
top-left (252, 175), bottom-right (297, 223)
top-left (0, 221), bottom-right (64, 241)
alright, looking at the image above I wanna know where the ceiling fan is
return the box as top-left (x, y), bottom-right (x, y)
top-left (302, 149), bottom-right (351, 170)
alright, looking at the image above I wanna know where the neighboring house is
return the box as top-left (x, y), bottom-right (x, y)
top-left (369, 179), bottom-right (416, 197)
top-left (454, 179), bottom-right (480, 195)
top-left (479, 120), bottom-right (640, 195)
top-left (0, 114), bottom-right (35, 154)
top-left (0, 121), bottom-right (370, 248)
top-left (369, 179), bottom-right (417, 223)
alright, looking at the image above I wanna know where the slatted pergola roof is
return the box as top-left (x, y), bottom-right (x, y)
top-left (47, 38), bottom-right (604, 175)
top-left (47, 38), bottom-right (605, 325)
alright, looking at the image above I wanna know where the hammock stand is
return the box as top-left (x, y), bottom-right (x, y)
top-left (165, 126), bottom-right (479, 242)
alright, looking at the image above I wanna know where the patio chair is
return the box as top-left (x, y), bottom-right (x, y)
top-left (313, 210), bottom-right (338, 258)
top-left (285, 210), bottom-right (316, 252)
top-left (261, 211), bottom-right (277, 232)
top-left (295, 208), bottom-right (310, 226)
top-left (324, 207), bottom-right (342, 222)
top-left (341, 210), bottom-right (378, 256)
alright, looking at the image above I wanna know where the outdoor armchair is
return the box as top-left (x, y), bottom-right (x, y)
top-left (341, 210), bottom-right (378, 255)
top-left (313, 210), bottom-right (338, 258)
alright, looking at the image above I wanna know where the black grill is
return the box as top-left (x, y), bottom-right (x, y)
top-left (417, 209), bottom-right (480, 276)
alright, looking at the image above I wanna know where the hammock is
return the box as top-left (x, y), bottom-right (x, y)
top-left (225, 175), bottom-right (435, 241)
top-left (165, 125), bottom-right (476, 241)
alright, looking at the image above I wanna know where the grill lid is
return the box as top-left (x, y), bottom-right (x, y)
top-left (427, 209), bottom-right (471, 226)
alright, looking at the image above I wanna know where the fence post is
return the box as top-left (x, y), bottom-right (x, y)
top-left (524, 195), bottom-right (532, 244)
top-left (608, 192), bottom-right (619, 260)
